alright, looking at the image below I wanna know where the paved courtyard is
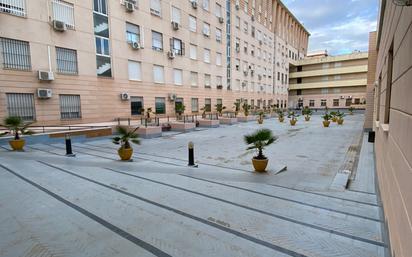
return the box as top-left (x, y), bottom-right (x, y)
top-left (0, 114), bottom-right (387, 257)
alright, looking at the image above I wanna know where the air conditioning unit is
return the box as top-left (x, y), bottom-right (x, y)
top-left (52, 20), bottom-right (67, 32)
top-left (218, 17), bottom-right (224, 23)
top-left (38, 71), bottom-right (54, 81)
top-left (125, 1), bottom-right (134, 12)
top-left (37, 88), bottom-right (52, 99)
top-left (168, 51), bottom-right (176, 59)
top-left (120, 92), bottom-right (130, 101)
top-left (129, 41), bottom-right (141, 50)
top-left (191, 0), bottom-right (198, 9)
top-left (171, 21), bottom-right (179, 30)
top-left (168, 93), bottom-right (177, 101)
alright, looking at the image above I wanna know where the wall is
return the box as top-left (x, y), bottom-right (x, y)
top-left (364, 31), bottom-right (377, 131)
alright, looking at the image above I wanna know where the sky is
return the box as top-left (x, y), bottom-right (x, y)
top-left (282, 0), bottom-right (379, 55)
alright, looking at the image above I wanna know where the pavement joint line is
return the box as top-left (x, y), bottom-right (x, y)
top-left (35, 160), bottom-right (308, 257)
top-left (180, 175), bottom-right (383, 221)
top-left (102, 167), bottom-right (386, 246)
top-left (346, 189), bottom-right (377, 195)
top-left (0, 163), bottom-right (173, 257)
top-left (0, 145), bottom-right (11, 151)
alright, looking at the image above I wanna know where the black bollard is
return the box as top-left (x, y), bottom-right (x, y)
top-left (188, 141), bottom-right (197, 167)
top-left (65, 134), bottom-right (76, 157)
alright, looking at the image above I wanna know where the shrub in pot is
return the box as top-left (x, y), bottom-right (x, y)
top-left (112, 126), bottom-right (140, 161)
top-left (330, 111), bottom-right (338, 122)
top-left (244, 129), bottom-right (277, 172)
top-left (215, 104), bottom-right (226, 117)
top-left (348, 107), bottom-right (354, 115)
top-left (242, 102), bottom-right (250, 117)
top-left (302, 106), bottom-right (312, 121)
top-left (277, 109), bottom-right (285, 122)
top-left (322, 113), bottom-right (332, 127)
top-left (257, 111), bottom-right (264, 124)
top-left (336, 111), bottom-right (345, 125)
top-left (200, 105), bottom-right (208, 119)
top-left (0, 116), bottom-right (33, 151)
top-left (233, 101), bottom-right (241, 116)
top-left (288, 111), bottom-right (299, 126)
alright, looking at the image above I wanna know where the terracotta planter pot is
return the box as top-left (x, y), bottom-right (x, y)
top-left (252, 158), bottom-right (268, 172)
top-left (337, 119), bottom-right (344, 125)
top-left (118, 147), bottom-right (133, 161)
top-left (9, 139), bottom-right (25, 151)
top-left (323, 120), bottom-right (330, 127)
top-left (290, 119), bottom-right (297, 126)
top-left (305, 116), bottom-right (310, 121)
top-left (278, 117), bottom-right (284, 122)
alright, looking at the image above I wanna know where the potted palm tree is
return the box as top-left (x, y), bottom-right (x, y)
top-left (112, 126), bottom-right (140, 161)
top-left (200, 105), bottom-right (208, 118)
top-left (242, 102), bottom-right (250, 116)
top-left (288, 111), bottom-right (299, 126)
top-left (348, 107), bottom-right (354, 115)
top-left (0, 116), bottom-right (33, 151)
top-left (322, 113), bottom-right (332, 127)
top-left (302, 106), bottom-right (312, 121)
top-left (244, 129), bottom-right (277, 172)
top-left (277, 109), bottom-right (285, 122)
top-left (336, 111), bottom-right (345, 125)
top-left (330, 111), bottom-right (338, 122)
top-left (215, 104), bottom-right (226, 116)
top-left (233, 101), bottom-right (241, 116)
top-left (257, 111), bottom-right (264, 124)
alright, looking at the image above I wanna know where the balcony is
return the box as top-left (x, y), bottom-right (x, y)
top-left (289, 65), bottom-right (368, 79)
top-left (289, 79), bottom-right (367, 90)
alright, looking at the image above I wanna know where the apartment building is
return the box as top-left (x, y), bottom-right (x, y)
top-left (0, 0), bottom-right (309, 125)
top-left (288, 51), bottom-right (368, 109)
top-left (370, 0), bottom-right (412, 256)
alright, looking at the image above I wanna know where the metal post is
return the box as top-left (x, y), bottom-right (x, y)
top-left (128, 118), bottom-right (130, 126)
top-left (65, 134), bottom-right (76, 157)
top-left (188, 141), bottom-right (197, 167)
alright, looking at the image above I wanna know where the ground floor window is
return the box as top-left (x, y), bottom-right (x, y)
top-left (354, 98), bottom-right (360, 104)
top-left (345, 98), bottom-right (352, 106)
top-left (60, 94), bottom-right (81, 119)
top-left (155, 97), bottom-right (165, 114)
top-left (298, 99), bottom-right (303, 108)
top-left (251, 99), bottom-right (255, 108)
top-left (131, 96), bottom-right (143, 115)
top-left (333, 99), bottom-right (339, 107)
top-left (320, 99), bottom-right (327, 107)
top-left (204, 98), bottom-right (211, 112)
top-left (6, 93), bottom-right (35, 121)
top-left (309, 100), bottom-right (315, 107)
top-left (191, 98), bottom-right (198, 112)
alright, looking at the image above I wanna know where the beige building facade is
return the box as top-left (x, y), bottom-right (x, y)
top-left (288, 51), bottom-right (368, 109)
top-left (370, 0), bottom-right (412, 256)
top-left (0, 0), bottom-right (309, 125)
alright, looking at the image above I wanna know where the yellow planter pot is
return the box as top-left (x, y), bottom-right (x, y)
top-left (332, 117), bottom-right (337, 122)
top-left (278, 117), bottom-right (284, 122)
top-left (323, 120), bottom-right (331, 127)
top-left (305, 116), bottom-right (310, 121)
top-left (252, 158), bottom-right (268, 172)
top-left (118, 147), bottom-right (133, 161)
top-left (290, 119), bottom-right (297, 126)
top-left (258, 119), bottom-right (263, 124)
top-left (337, 119), bottom-right (344, 125)
top-left (9, 139), bottom-right (25, 151)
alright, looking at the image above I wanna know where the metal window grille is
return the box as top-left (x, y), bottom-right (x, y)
top-left (6, 93), bottom-right (36, 121)
top-left (56, 47), bottom-right (78, 74)
top-left (52, 0), bottom-right (75, 29)
top-left (60, 94), bottom-right (81, 119)
top-left (0, 37), bottom-right (31, 71)
top-left (0, 0), bottom-right (26, 17)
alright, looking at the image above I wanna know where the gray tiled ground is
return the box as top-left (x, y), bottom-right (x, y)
top-left (0, 114), bottom-right (387, 257)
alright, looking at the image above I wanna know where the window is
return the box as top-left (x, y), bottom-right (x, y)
top-left (235, 16), bottom-right (240, 28)
top-left (170, 38), bottom-right (184, 55)
top-left (384, 42), bottom-right (393, 124)
top-left (51, 0), bottom-right (75, 29)
top-left (189, 15), bottom-right (197, 32)
top-left (216, 76), bottom-right (222, 87)
top-left (56, 47), bottom-right (78, 74)
top-left (128, 60), bottom-right (141, 81)
top-left (215, 3), bottom-right (222, 17)
top-left (321, 88), bottom-right (329, 94)
top-left (191, 98), bottom-right (199, 112)
top-left (205, 98), bottom-right (211, 111)
top-left (152, 31), bottom-right (163, 51)
top-left (333, 99), bottom-right (339, 107)
top-left (173, 69), bottom-right (183, 85)
top-left (189, 44), bottom-right (197, 60)
top-left (216, 28), bottom-right (222, 42)
top-left (60, 94), bottom-right (81, 119)
top-left (216, 52), bottom-right (222, 66)
top-left (203, 22), bottom-right (210, 37)
top-left (321, 99), bottom-right (327, 107)
top-left (6, 93), bottom-right (35, 121)
top-left (93, 0), bottom-right (107, 14)
top-left (204, 74), bottom-right (211, 88)
top-left (203, 48), bottom-right (210, 63)
top-left (190, 71), bottom-right (198, 87)
top-left (277, 72), bottom-right (280, 81)
top-left (0, 37), bottom-right (31, 71)
top-left (131, 96), bottom-right (143, 115)
top-left (309, 100), bottom-right (315, 107)
top-left (0, 0), bottom-right (26, 16)
top-left (244, 0), bottom-right (248, 12)
top-left (243, 21), bottom-right (248, 34)
top-left (155, 97), bottom-right (165, 114)
top-left (251, 26), bottom-right (255, 37)
top-left (297, 89), bottom-right (302, 96)
top-left (202, 0), bottom-right (209, 10)
top-left (126, 22), bottom-right (140, 43)
top-left (345, 98), bottom-right (352, 107)
top-left (153, 65), bottom-right (164, 83)
top-left (297, 78), bottom-right (302, 84)
top-left (354, 98), bottom-right (360, 104)
top-left (150, 0), bottom-right (161, 16)
top-left (244, 41), bottom-right (248, 53)
top-left (171, 6), bottom-right (180, 23)
top-left (93, 2), bottom-right (111, 78)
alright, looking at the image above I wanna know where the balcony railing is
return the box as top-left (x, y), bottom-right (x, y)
top-left (0, 0), bottom-right (26, 17)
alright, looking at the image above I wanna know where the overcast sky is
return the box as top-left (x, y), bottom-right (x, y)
top-left (282, 0), bottom-right (378, 55)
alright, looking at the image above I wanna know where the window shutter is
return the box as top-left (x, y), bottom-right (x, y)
top-left (181, 42), bottom-right (185, 55)
top-left (170, 38), bottom-right (173, 52)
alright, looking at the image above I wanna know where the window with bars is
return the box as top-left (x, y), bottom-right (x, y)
top-left (6, 93), bottom-right (35, 121)
top-left (0, 0), bottom-right (26, 17)
top-left (170, 38), bottom-right (184, 55)
top-left (56, 47), bottom-right (78, 74)
top-left (51, 0), bottom-right (75, 29)
top-left (155, 97), bottom-right (165, 114)
top-left (60, 94), bottom-right (81, 119)
top-left (0, 37), bottom-right (31, 71)
top-left (191, 98), bottom-right (198, 112)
